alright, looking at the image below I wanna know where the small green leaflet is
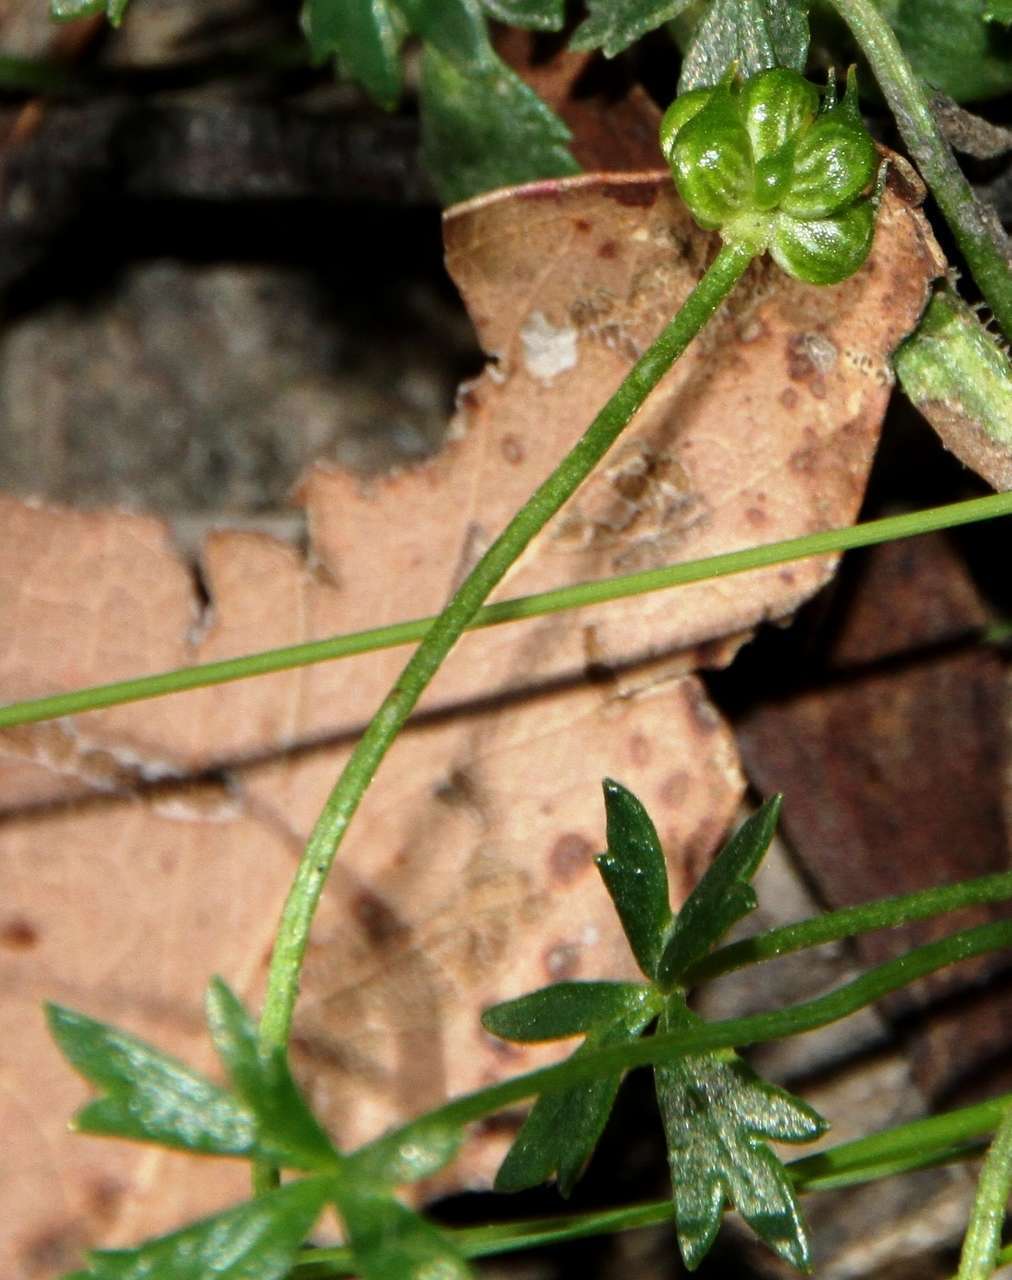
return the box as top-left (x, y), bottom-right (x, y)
top-left (50, 0), bottom-right (130, 24)
top-left (304, 0), bottom-right (406, 110)
top-left (63, 1178), bottom-right (331, 1280)
top-left (205, 978), bottom-right (339, 1172)
top-left (570, 0), bottom-right (696, 57)
top-left (338, 1190), bottom-right (473, 1280)
top-left (597, 778), bottom-right (674, 980)
top-left (656, 997), bottom-right (827, 1271)
top-left (480, 0), bottom-right (566, 29)
top-left (679, 0), bottom-right (810, 91)
top-left (483, 983), bottom-right (659, 1195)
top-left (46, 1003), bottom-right (258, 1158)
top-left (658, 795), bottom-right (782, 987)
top-left (984, 0), bottom-right (1012, 24)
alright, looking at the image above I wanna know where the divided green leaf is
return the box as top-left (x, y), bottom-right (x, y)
top-left (420, 43), bottom-right (579, 204)
top-left (596, 778), bottom-right (674, 980)
top-left (46, 1003), bottom-right (257, 1158)
top-left (570, 0), bottom-right (695, 56)
top-left (658, 795), bottom-right (782, 987)
top-left (338, 1190), bottom-right (473, 1280)
top-left (680, 0), bottom-right (810, 91)
top-left (63, 1178), bottom-right (331, 1280)
top-left (205, 979), bottom-right (339, 1172)
top-left (656, 997), bottom-right (826, 1271)
top-left (480, 0), bottom-right (567, 29)
top-left (50, 0), bottom-right (130, 25)
top-left (303, 0), bottom-right (406, 110)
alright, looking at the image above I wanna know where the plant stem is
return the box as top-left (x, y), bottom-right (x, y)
top-left (293, 1095), bottom-right (1012, 1276)
top-left (687, 868), bottom-right (1012, 984)
top-left (254, 241), bottom-right (755, 1119)
top-left (3, 489), bottom-right (1009, 730)
top-left (828, 0), bottom-right (1012, 336)
top-left (957, 1104), bottom-right (1012, 1280)
top-left (374, 919), bottom-right (1012, 1137)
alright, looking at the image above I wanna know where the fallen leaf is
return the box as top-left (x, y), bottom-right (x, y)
top-left (0, 165), bottom-right (941, 1268)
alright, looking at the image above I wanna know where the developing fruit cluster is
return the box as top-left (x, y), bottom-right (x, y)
top-left (660, 67), bottom-right (881, 285)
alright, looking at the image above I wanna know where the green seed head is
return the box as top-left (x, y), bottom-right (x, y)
top-left (660, 66), bottom-right (880, 285)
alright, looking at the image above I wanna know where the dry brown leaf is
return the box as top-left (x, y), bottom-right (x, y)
top-left (0, 170), bottom-right (942, 1270)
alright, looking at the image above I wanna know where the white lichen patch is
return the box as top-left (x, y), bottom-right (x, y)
top-left (519, 310), bottom-right (579, 385)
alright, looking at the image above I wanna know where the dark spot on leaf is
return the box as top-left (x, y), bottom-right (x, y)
top-left (779, 569), bottom-right (797, 586)
top-left (607, 181), bottom-right (660, 208)
top-left (573, 218), bottom-right (592, 232)
top-left (628, 732), bottom-right (651, 765)
top-left (544, 941), bottom-right (582, 979)
top-left (598, 239), bottom-right (618, 259)
top-left (20, 1223), bottom-right (84, 1273)
top-left (1, 916), bottom-right (38, 949)
top-left (660, 770), bottom-right (691, 806)
top-left (500, 434), bottom-right (525, 465)
top-left (353, 891), bottom-right (407, 947)
top-left (550, 832), bottom-right (594, 884)
top-left (789, 446), bottom-right (818, 473)
top-left (746, 506), bottom-right (767, 528)
top-left (87, 1177), bottom-right (124, 1223)
top-left (433, 767), bottom-right (481, 812)
top-left (780, 387), bottom-right (799, 410)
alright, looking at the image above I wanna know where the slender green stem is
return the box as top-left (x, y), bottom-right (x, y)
top-left (253, 241), bottom-right (755, 1167)
top-left (373, 919), bottom-right (1012, 1139)
top-left (828, 0), bottom-right (1012, 336)
top-left (687, 868), bottom-right (1012, 984)
top-left (957, 1104), bottom-right (1012, 1280)
top-left (3, 490), bottom-right (1009, 731)
top-left (293, 1095), bottom-right (1012, 1276)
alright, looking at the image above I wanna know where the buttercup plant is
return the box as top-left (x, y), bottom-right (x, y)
top-left (16, 0), bottom-right (1012, 1276)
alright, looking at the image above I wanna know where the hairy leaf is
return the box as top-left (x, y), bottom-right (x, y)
top-left (655, 998), bottom-right (826, 1270)
top-left (680, 0), bottom-right (810, 91)
top-left (596, 778), bottom-right (674, 980)
top-left (482, 980), bottom-right (655, 1041)
top-left (339, 1191), bottom-right (472, 1280)
top-left (658, 796), bottom-right (782, 987)
top-left (205, 979), bottom-right (338, 1172)
top-left (494, 1003), bottom-right (657, 1196)
top-left (64, 1178), bottom-right (330, 1280)
top-left (420, 42), bottom-right (579, 204)
top-left (50, 0), bottom-right (130, 25)
top-left (570, 0), bottom-right (695, 56)
top-left (303, 0), bottom-right (405, 109)
top-left (46, 1004), bottom-right (257, 1158)
top-left (480, 0), bottom-right (567, 29)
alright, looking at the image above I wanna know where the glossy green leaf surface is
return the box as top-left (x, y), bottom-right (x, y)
top-left (50, 0), bottom-right (130, 25)
top-left (656, 997), bottom-right (826, 1270)
top-left (770, 200), bottom-right (876, 285)
top-left (494, 1004), bottom-right (658, 1196)
top-left (420, 42), bottom-right (579, 203)
top-left (303, 0), bottom-right (404, 109)
top-left (339, 1190), bottom-right (473, 1280)
top-left (64, 1178), bottom-right (330, 1280)
top-left (205, 979), bottom-right (338, 1172)
top-left (570, 0), bottom-right (695, 56)
top-left (480, 0), bottom-right (566, 29)
top-left (658, 796), bottom-right (781, 988)
top-left (482, 981), bottom-right (655, 1042)
top-left (782, 113), bottom-right (877, 218)
top-left (597, 779), bottom-right (675, 980)
top-left (680, 0), bottom-right (810, 91)
top-left (46, 1003), bottom-right (257, 1158)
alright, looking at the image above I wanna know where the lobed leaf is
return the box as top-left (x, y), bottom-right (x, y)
top-left (494, 1005), bottom-right (657, 1196)
top-left (420, 43), bottom-right (579, 204)
top-left (302, 0), bottom-right (405, 110)
top-left (680, 0), bottom-right (810, 92)
top-left (570, 0), bottom-right (695, 56)
top-left (50, 0), bottom-right (130, 25)
top-left (46, 1003), bottom-right (257, 1158)
top-left (655, 997), bottom-right (826, 1270)
top-left (480, 0), bottom-right (566, 29)
top-left (596, 778), bottom-right (674, 981)
top-left (481, 980), bottom-right (654, 1042)
top-left (339, 1190), bottom-right (473, 1280)
top-left (63, 1178), bottom-right (331, 1280)
top-left (658, 796), bottom-right (782, 988)
top-left (205, 978), bottom-right (339, 1172)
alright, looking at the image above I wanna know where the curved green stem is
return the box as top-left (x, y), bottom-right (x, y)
top-left (828, 0), bottom-right (1012, 337)
top-left (254, 241), bottom-right (754, 1127)
top-left (957, 1103), bottom-right (1012, 1280)
top-left (4, 489), bottom-right (1009, 730)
